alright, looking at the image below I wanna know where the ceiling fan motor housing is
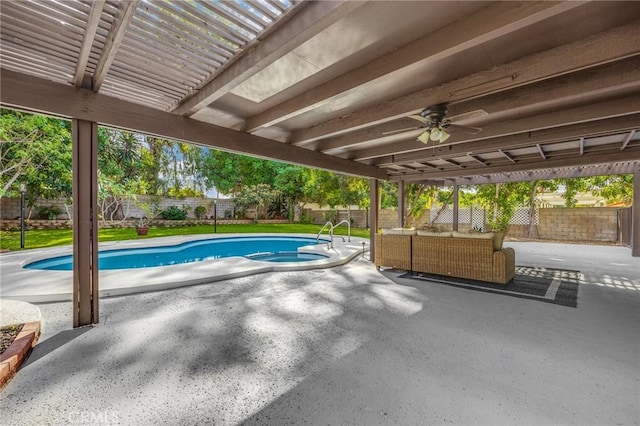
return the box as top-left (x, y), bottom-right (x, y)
top-left (420, 104), bottom-right (450, 129)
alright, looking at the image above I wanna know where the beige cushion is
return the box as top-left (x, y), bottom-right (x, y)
top-left (417, 226), bottom-right (438, 232)
top-left (492, 231), bottom-right (505, 251)
top-left (381, 228), bottom-right (416, 235)
top-left (417, 230), bottom-right (452, 237)
top-left (452, 231), bottom-right (494, 240)
top-left (452, 231), bottom-right (504, 250)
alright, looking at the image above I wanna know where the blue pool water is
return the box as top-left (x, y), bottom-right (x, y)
top-left (24, 236), bottom-right (329, 271)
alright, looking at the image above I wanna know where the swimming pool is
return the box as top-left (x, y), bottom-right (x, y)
top-left (24, 236), bottom-right (329, 271)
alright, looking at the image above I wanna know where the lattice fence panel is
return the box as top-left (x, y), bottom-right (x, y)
top-left (426, 205), bottom-right (538, 227)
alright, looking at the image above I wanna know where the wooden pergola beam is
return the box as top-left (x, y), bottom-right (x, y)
top-left (1, 69), bottom-right (386, 180)
top-left (391, 146), bottom-right (640, 182)
top-left (536, 144), bottom-right (547, 160)
top-left (411, 162), bottom-right (640, 186)
top-left (346, 58), bottom-right (640, 160)
top-left (243, 1), bottom-right (583, 132)
top-left (498, 150), bottom-right (517, 164)
top-left (172, 1), bottom-right (365, 116)
top-left (370, 101), bottom-right (640, 166)
top-left (290, 20), bottom-right (640, 145)
top-left (468, 155), bottom-right (488, 166)
top-left (73, 0), bottom-right (105, 87)
top-left (621, 130), bottom-right (636, 150)
top-left (93, 0), bottom-right (139, 91)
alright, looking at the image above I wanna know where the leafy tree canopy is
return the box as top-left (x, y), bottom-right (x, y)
top-left (0, 109), bottom-right (72, 201)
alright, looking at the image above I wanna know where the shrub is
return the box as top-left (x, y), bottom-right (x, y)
top-left (194, 205), bottom-right (207, 219)
top-left (299, 212), bottom-right (313, 224)
top-left (159, 205), bottom-right (188, 220)
top-left (37, 205), bottom-right (63, 220)
top-left (234, 206), bottom-right (247, 219)
top-left (323, 209), bottom-right (338, 223)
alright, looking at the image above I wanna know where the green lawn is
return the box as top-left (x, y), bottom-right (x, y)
top-left (0, 223), bottom-right (370, 251)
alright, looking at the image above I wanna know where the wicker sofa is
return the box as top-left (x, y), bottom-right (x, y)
top-left (374, 230), bottom-right (516, 284)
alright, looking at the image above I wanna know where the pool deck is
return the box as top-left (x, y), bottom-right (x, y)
top-left (0, 241), bottom-right (638, 425)
top-left (0, 233), bottom-right (369, 302)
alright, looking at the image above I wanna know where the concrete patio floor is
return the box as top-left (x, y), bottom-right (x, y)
top-left (1, 241), bottom-right (638, 425)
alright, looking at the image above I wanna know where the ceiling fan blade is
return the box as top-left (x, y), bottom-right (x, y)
top-left (448, 109), bottom-right (488, 122)
top-left (447, 123), bottom-right (482, 135)
top-left (382, 126), bottom-right (420, 135)
top-left (408, 115), bottom-right (429, 125)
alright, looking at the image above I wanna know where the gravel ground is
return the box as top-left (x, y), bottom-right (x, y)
top-left (0, 324), bottom-right (23, 355)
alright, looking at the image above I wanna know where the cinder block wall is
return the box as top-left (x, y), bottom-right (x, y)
top-left (0, 196), bottom-right (233, 220)
top-left (0, 198), bottom-right (70, 219)
top-left (377, 209), bottom-right (397, 229)
top-left (1, 197), bottom-right (22, 219)
top-left (537, 207), bottom-right (618, 242)
top-left (0, 196), bottom-right (622, 243)
top-left (130, 196), bottom-right (233, 219)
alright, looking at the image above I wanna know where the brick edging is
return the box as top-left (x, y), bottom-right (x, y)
top-left (0, 321), bottom-right (41, 389)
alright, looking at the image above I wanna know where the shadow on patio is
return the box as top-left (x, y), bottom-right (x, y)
top-left (2, 242), bottom-right (638, 425)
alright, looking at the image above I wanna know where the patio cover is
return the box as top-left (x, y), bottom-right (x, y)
top-left (1, 1), bottom-right (639, 325)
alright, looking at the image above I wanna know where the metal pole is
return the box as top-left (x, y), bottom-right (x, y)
top-left (20, 184), bottom-right (26, 249)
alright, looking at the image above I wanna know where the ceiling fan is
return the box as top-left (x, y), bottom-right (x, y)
top-left (409, 104), bottom-right (484, 144)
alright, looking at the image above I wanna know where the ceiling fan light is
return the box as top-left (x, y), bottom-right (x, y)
top-left (430, 128), bottom-right (442, 141)
top-left (417, 130), bottom-right (431, 144)
top-left (438, 129), bottom-right (450, 142)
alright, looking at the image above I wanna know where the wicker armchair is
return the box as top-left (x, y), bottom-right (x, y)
top-left (374, 234), bottom-right (412, 270)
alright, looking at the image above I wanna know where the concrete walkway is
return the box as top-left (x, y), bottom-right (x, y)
top-left (1, 242), bottom-right (638, 425)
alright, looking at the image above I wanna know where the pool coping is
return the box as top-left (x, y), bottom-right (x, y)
top-left (0, 233), bottom-right (369, 303)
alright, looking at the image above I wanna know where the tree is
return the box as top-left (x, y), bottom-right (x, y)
top-left (273, 165), bottom-right (306, 220)
top-left (404, 183), bottom-right (442, 226)
top-left (97, 172), bottom-right (138, 224)
top-left (142, 136), bottom-right (170, 195)
top-left (586, 174), bottom-right (633, 205)
top-left (234, 184), bottom-right (281, 220)
top-left (163, 142), bottom-right (207, 197)
top-left (558, 178), bottom-right (589, 207)
top-left (516, 180), bottom-right (558, 237)
top-left (98, 128), bottom-right (148, 192)
top-left (0, 109), bottom-right (72, 211)
top-left (465, 182), bottom-right (529, 231)
top-left (379, 181), bottom-right (398, 209)
top-left (302, 170), bottom-right (369, 211)
top-left (200, 150), bottom-right (283, 195)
